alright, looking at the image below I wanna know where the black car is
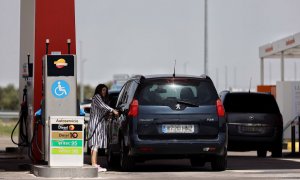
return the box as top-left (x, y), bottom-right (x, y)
top-left (107, 74), bottom-right (228, 171)
top-left (219, 91), bottom-right (283, 157)
top-left (108, 89), bottom-right (121, 108)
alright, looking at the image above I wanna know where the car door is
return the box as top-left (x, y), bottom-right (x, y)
top-left (116, 80), bottom-right (140, 145)
top-left (107, 84), bottom-right (129, 151)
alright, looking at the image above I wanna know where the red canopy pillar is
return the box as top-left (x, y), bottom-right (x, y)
top-left (33, 0), bottom-right (76, 161)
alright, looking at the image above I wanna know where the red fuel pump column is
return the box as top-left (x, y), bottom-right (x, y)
top-left (33, 0), bottom-right (76, 161)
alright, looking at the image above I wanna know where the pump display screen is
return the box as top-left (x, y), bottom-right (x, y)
top-left (47, 55), bottom-right (74, 76)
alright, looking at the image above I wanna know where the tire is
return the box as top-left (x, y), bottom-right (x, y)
top-left (211, 154), bottom-right (227, 171)
top-left (257, 149), bottom-right (267, 157)
top-left (107, 146), bottom-right (120, 169)
top-left (190, 158), bottom-right (206, 167)
top-left (120, 138), bottom-right (135, 171)
top-left (271, 141), bottom-right (283, 158)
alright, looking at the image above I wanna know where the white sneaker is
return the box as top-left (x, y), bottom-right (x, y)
top-left (93, 165), bottom-right (107, 172)
top-left (98, 167), bottom-right (107, 172)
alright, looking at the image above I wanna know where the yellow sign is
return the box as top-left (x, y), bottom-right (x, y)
top-left (54, 58), bottom-right (68, 68)
top-left (51, 147), bottom-right (82, 155)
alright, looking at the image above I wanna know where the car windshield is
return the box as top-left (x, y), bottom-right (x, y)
top-left (137, 78), bottom-right (218, 106)
top-left (223, 93), bottom-right (280, 113)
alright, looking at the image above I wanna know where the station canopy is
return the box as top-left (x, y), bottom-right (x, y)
top-left (259, 32), bottom-right (300, 85)
top-left (259, 32), bottom-right (300, 59)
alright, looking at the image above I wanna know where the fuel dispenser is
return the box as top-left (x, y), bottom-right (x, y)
top-left (11, 54), bottom-right (34, 160)
top-left (42, 54), bottom-right (84, 166)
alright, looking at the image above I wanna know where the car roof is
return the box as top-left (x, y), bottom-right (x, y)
top-left (132, 74), bottom-right (209, 80)
top-left (226, 91), bottom-right (272, 96)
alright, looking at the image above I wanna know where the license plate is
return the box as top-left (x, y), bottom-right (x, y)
top-left (240, 126), bottom-right (264, 133)
top-left (162, 124), bottom-right (194, 134)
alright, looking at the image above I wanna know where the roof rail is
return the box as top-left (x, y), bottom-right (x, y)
top-left (131, 74), bottom-right (141, 78)
top-left (130, 75), bottom-right (145, 83)
top-left (200, 74), bottom-right (207, 79)
top-left (219, 90), bottom-right (230, 94)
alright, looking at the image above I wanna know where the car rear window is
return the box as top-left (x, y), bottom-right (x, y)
top-left (223, 93), bottom-right (280, 113)
top-left (137, 78), bottom-right (218, 106)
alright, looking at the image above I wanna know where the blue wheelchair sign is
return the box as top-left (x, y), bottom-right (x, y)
top-left (51, 80), bottom-right (70, 99)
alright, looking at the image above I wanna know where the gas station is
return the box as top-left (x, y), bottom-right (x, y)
top-left (1, 0), bottom-right (300, 179)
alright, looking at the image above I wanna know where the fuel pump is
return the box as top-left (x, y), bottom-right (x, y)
top-left (42, 54), bottom-right (77, 161)
top-left (11, 53), bottom-right (36, 160)
top-left (13, 39), bottom-right (81, 164)
top-left (42, 39), bottom-right (84, 166)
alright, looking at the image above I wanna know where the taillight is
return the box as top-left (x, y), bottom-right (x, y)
top-left (128, 99), bottom-right (139, 117)
top-left (216, 99), bottom-right (225, 117)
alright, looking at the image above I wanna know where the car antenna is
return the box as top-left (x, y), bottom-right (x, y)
top-left (248, 77), bottom-right (252, 93)
top-left (173, 59), bottom-right (176, 78)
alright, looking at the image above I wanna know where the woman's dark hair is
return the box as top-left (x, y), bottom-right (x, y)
top-left (94, 84), bottom-right (109, 103)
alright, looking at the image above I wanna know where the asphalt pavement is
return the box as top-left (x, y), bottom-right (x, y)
top-left (1, 150), bottom-right (300, 179)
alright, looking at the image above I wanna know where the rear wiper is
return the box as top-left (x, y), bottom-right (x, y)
top-left (176, 100), bottom-right (199, 107)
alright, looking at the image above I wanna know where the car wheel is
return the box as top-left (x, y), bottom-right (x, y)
top-left (120, 138), bottom-right (135, 171)
top-left (211, 154), bottom-right (227, 171)
top-left (190, 158), bottom-right (206, 167)
top-left (257, 149), bottom-right (267, 157)
top-left (271, 141), bottom-right (283, 158)
top-left (107, 146), bottom-right (120, 169)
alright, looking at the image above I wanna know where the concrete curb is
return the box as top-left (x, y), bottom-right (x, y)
top-left (32, 164), bottom-right (98, 178)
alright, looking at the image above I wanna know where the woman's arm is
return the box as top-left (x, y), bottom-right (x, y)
top-left (94, 94), bottom-right (113, 112)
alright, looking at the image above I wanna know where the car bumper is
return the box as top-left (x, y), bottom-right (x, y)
top-left (228, 135), bottom-right (281, 150)
top-left (129, 133), bottom-right (227, 157)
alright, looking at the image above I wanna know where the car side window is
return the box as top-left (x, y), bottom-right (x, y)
top-left (116, 83), bottom-right (128, 107)
top-left (117, 82), bottom-right (132, 106)
top-left (122, 82), bottom-right (131, 104)
top-left (118, 80), bottom-right (139, 108)
top-left (126, 81), bottom-right (139, 104)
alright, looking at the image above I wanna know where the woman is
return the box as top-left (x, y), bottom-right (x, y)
top-left (88, 84), bottom-right (119, 172)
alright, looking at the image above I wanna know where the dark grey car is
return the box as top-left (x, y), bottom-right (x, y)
top-left (219, 91), bottom-right (283, 157)
top-left (107, 75), bottom-right (228, 171)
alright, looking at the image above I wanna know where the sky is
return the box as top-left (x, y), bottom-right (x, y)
top-left (1, 0), bottom-right (300, 92)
